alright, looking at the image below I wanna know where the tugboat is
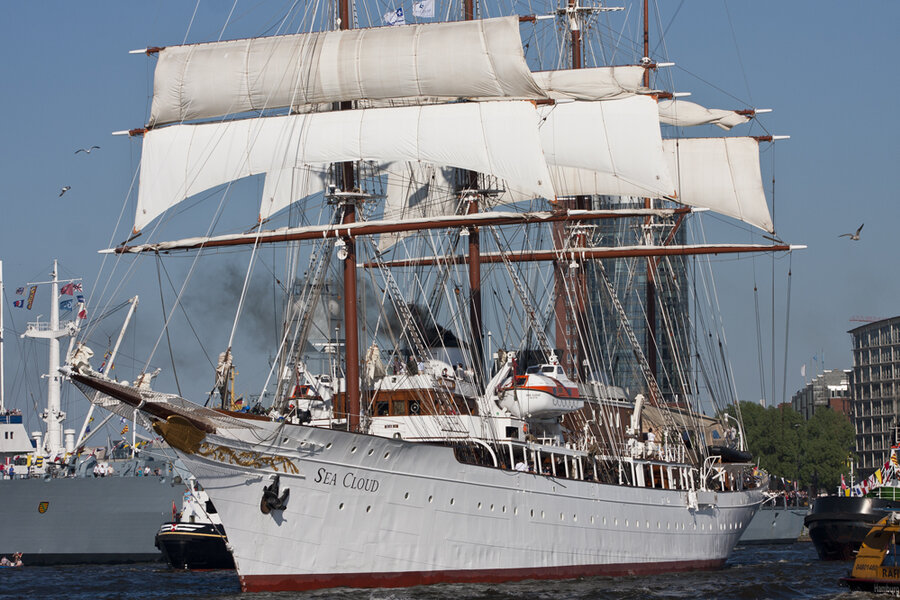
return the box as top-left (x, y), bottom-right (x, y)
top-left (806, 447), bottom-right (900, 560)
top-left (840, 512), bottom-right (900, 593)
top-left (155, 477), bottom-right (234, 570)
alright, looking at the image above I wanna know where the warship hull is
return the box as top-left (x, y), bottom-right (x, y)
top-left (0, 476), bottom-right (184, 565)
top-left (738, 505), bottom-right (808, 544)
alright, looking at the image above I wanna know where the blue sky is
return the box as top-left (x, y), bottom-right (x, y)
top-left (0, 1), bottom-right (897, 434)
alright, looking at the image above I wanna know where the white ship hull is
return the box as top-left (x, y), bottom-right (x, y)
top-left (175, 421), bottom-right (762, 592)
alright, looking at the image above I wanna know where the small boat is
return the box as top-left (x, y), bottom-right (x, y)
top-left (155, 477), bottom-right (234, 570)
top-left (840, 512), bottom-right (900, 593)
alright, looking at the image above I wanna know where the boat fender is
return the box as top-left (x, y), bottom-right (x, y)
top-left (260, 474), bottom-right (290, 514)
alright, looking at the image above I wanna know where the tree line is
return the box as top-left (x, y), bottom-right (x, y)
top-left (727, 401), bottom-right (855, 493)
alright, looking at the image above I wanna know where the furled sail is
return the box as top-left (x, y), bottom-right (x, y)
top-left (136, 101), bottom-right (555, 232)
top-left (663, 137), bottom-right (773, 233)
top-left (532, 66), bottom-right (646, 101)
top-left (148, 17), bottom-right (545, 127)
top-left (539, 97), bottom-right (675, 199)
top-left (658, 99), bottom-right (750, 131)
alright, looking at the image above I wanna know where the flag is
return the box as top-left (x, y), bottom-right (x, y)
top-left (13, 300), bottom-right (23, 308)
top-left (77, 302), bottom-right (87, 320)
top-left (876, 469), bottom-right (883, 484)
top-left (841, 474), bottom-right (847, 490)
top-left (800, 364), bottom-right (806, 378)
top-left (26, 286), bottom-right (37, 310)
top-left (60, 283), bottom-right (75, 295)
top-left (412, 0), bottom-right (435, 17)
top-left (76, 294), bottom-right (84, 303)
top-left (15, 287), bottom-right (24, 295)
top-left (121, 425), bottom-right (128, 435)
top-left (59, 299), bottom-right (74, 311)
top-left (73, 283), bottom-right (83, 292)
top-left (383, 6), bottom-right (405, 25)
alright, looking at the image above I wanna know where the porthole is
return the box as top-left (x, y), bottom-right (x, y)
top-left (614, 518), bottom-right (618, 526)
top-left (625, 520), bottom-right (629, 528)
top-left (404, 492), bottom-right (410, 500)
top-left (490, 504), bottom-right (495, 512)
top-left (573, 514), bottom-right (577, 522)
top-left (428, 495), bottom-right (433, 503)
top-left (384, 452), bottom-right (391, 459)
top-left (339, 503), bottom-right (345, 510)
top-left (367, 448), bottom-right (375, 456)
top-left (559, 513), bottom-right (564, 521)
top-left (450, 498), bottom-right (455, 505)
top-left (667, 522), bottom-right (670, 530)
top-left (325, 442), bottom-right (332, 449)
top-left (283, 438), bottom-right (289, 444)
top-left (350, 446), bottom-right (357, 453)
top-left (657, 521), bottom-right (660, 529)
top-left (646, 521), bottom-right (650, 529)
top-left (530, 509), bottom-right (534, 517)
top-left (477, 502), bottom-right (482, 510)
top-left (366, 506), bottom-right (371, 513)
top-left (541, 511), bottom-right (545, 519)
top-left (603, 517), bottom-right (607, 525)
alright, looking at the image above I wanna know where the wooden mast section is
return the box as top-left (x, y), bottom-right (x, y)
top-left (338, 0), bottom-right (361, 432)
top-left (463, 0), bottom-right (484, 387)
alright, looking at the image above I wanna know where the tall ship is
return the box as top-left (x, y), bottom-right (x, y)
top-left (0, 260), bottom-right (184, 565)
top-left (67, 0), bottom-right (799, 592)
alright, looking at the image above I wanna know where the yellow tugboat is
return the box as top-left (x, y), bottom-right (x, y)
top-left (841, 512), bottom-right (900, 594)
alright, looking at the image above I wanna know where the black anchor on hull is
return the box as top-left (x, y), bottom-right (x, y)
top-left (260, 474), bottom-right (290, 514)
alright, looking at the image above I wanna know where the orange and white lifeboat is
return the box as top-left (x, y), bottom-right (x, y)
top-left (497, 363), bottom-right (583, 419)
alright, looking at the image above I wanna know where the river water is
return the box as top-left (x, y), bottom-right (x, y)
top-left (0, 542), bottom-right (869, 600)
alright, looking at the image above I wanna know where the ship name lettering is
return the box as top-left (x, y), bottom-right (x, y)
top-left (315, 468), bottom-right (338, 485)
top-left (343, 472), bottom-right (379, 493)
top-left (882, 567), bottom-right (900, 579)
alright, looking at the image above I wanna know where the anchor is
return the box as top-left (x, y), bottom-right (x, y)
top-left (260, 474), bottom-right (290, 514)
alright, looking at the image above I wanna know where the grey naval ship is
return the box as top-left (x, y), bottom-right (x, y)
top-left (0, 260), bottom-right (185, 565)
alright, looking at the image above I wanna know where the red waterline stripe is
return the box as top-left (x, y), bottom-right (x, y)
top-left (240, 558), bottom-right (726, 592)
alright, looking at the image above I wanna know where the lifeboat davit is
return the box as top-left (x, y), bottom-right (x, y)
top-left (497, 363), bottom-right (583, 419)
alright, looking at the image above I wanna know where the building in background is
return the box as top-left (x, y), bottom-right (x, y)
top-left (790, 369), bottom-right (851, 421)
top-left (849, 316), bottom-right (900, 474)
top-left (586, 197), bottom-right (690, 403)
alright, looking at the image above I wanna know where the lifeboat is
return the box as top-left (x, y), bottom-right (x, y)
top-left (841, 512), bottom-right (900, 593)
top-left (498, 363), bottom-right (583, 419)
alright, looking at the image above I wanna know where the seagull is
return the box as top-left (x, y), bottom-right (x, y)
top-left (74, 146), bottom-right (100, 154)
top-left (59, 186), bottom-right (71, 197)
top-left (839, 223), bottom-right (864, 241)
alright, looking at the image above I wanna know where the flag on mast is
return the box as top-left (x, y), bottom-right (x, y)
top-left (383, 6), bottom-right (405, 25)
top-left (413, 0), bottom-right (435, 17)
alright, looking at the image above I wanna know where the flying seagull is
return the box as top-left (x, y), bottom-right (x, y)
top-left (58, 186), bottom-right (71, 197)
top-left (74, 146), bottom-right (100, 154)
top-left (839, 223), bottom-right (864, 241)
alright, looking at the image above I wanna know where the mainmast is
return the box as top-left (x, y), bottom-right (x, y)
top-left (463, 0), bottom-right (485, 387)
top-left (337, 0), bottom-right (361, 432)
top-left (642, 0), bottom-right (659, 401)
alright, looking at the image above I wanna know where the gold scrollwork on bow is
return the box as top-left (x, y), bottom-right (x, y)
top-left (197, 443), bottom-right (299, 474)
